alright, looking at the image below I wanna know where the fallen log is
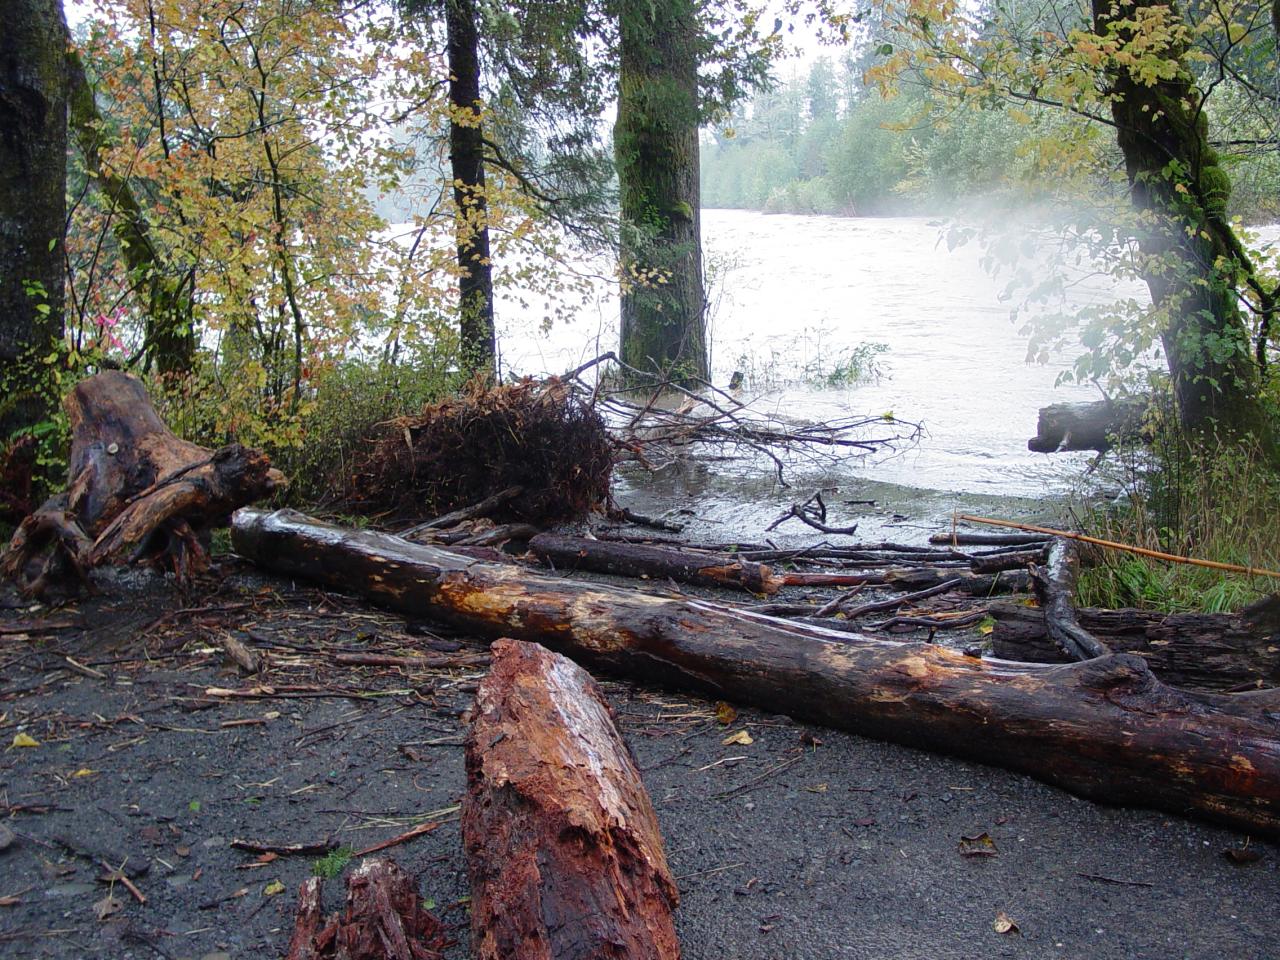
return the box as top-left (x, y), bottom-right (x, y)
top-left (285, 858), bottom-right (445, 960)
top-left (989, 601), bottom-right (1280, 691)
top-left (232, 509), bottom-right (1280, 837)
top-left (1027, 397), bottom-right (1149, 453)
top-left (782, 567), bottom-right (1030, 595)
top-left (529, 532), bottom-right (780, 594)
top-left (1036, 539), bottom-right (1109, 661)
top-left (1, 371), bottom-right (281, 595)
top-left (463, 639), bottom-right (680, 960)
top-left (929, 531), bottom-right (1049, 547)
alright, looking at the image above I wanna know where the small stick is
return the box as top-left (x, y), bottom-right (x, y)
top-left (100, 860), bottom-right (146, 904)
top-left (351, 820), bottom-right (440, 857)
top-left (230, 837), bottom-right (337, 856)
top-left (955, 514), bottom-right (1280, 580)
top-left (64, 656), bottom-right (106, 679)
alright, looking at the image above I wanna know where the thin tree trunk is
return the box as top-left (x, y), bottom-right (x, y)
top-left (232, 509), bottom-right (1280, 838)
top-left (446, 0), bottom-right (496, 379)
top-left (0, 0), bottom-right (67, 441)
top-left (615, 0), bottom-right (707, 384)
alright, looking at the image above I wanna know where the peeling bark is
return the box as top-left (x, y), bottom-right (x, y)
top-left (463, 638), bottom-right (680, 960)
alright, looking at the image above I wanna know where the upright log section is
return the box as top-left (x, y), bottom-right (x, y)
top-left (232, 509), bottom-right (1280, 837)
top-left (463, 639), bottom-right (680, 960)
top-left (2, 371), bottom-right (281, 594)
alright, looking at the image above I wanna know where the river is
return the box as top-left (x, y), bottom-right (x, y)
top-left (494, 210), bottom-right (1275, 541)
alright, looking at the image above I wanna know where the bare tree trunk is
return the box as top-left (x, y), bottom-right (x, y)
top-left (0, 0), bottom-right (67, 442)
top-left (615, 0), bottom-right (707, 384)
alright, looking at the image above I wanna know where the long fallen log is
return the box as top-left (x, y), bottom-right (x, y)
top-left (232, 509), bottom-right (1280, 837)
top-left (463, 639), bottom-right (680, 960)
top-left (989, 601), bottom-right (1280, 691)
top-left (529, 532), bottom-right (779, 594)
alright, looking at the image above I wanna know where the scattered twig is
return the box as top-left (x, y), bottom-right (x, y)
top-left (230, 837), bottom-right (337, 857)
top-left (351, 820), bottom-right (440, 857)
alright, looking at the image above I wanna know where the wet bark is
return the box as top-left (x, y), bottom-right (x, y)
top-left (285, 859), bottom-right (445, 960)
top-left (0, 0), bottom-right (67, 442)
top-left (233, 509), bottom-right (1280, 837)
top-left (1036, 539), bottom-right (1110, 661)
top-left (2, 371), bottom-right (281, 595)
top-left (447, 0), bottom-right (496, 379)
top-left (615, 0), bottom-right (707, 383)
top-left (463, 638), bottom-right (681, 960)
top-left (1027, 398), bottom-right (1149, 453)
top-left (529, 532), bottom-right (780, 594)
top-left (989, 600), bottom-right (1280, 691)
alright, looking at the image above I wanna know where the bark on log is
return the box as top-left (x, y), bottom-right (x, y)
top-left (1027, 397), bottom-right (1149, 453)
top-left (285, 858), bottom-right (445, 960)
top-left (1035, 539), bottom-right (1110, 661)
top-left (232, 509), bottom-right (1280, 837)
top-left (529, 532), bottom-right (779, 594)
top-left (1, 371), bottom-right (282, 595)
top-left (989, 601), bottom-right (1280, 691)
top-left (463, 638), bottom-right (680, 960)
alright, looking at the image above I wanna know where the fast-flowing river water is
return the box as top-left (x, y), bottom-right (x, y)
top-left (494, 210), bottom-right (1276, 540)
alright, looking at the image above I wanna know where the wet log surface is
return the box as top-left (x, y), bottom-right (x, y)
top-left (1027, 397), bottom-right (1149, 453)
top-left (233, 508), bottom-right (1280, 837)
top-left (1036, 539), bottom-right (1110, 661)
top-left (1, 371), bottom-right (280, 595)
top-left (284, 858), bottom-right (445, 960)
top-left (529, 532), bottom-right (779, 594)
top-left (463, 639), bottom-right (680, 960)
top-left (990, 601), bottom-right (1280, 691)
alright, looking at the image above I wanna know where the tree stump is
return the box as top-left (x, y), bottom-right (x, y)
top-left (1, 371), bottom-right (282, 595)
top-left (463, 638), bottom-right (680, 960)
top-left (285, 858), bottom-right (445, 960)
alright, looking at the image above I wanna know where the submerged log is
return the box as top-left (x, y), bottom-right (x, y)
top-left (989, 601), bottom-right (1280, 691)
top-left (233, 509), bottom-right (1280, 837)
top-left (529, 532), bottom-right (779, 594)
top-left (463, 639), bottom-right (680, 960)
top-left (284, 858), bottom-right (444, 960)
top-left (1, 371), bottom-right (281, 595)
top-left (1027, 397), bottom-right (1149, 453)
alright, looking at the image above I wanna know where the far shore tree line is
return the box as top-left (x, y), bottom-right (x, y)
top-left (2, 0), bottom-right (1280, 507)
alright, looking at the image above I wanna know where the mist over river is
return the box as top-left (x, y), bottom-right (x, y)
top-left (492, 210), bottom-right (1278, 535)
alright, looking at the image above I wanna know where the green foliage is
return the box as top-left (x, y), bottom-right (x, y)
top-left (312, 847), bottom-right (354, 879)
top-left (1076, 417), bottom-right (1280, 613)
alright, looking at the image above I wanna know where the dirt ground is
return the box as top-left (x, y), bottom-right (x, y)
top-left (1, 556), bottom-right (1278, 960)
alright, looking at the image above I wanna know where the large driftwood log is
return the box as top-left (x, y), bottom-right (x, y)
top-left (232, 509), bottom-right (1280, 837)
top-left (285, 858), bottom-right (444, 960)
top-left (1027, 397), bottom-right (1149, 453)
top-left (1, 371), bottom-right (281, 595)
top-left (989, 600), bottom-right (1280, 691)
top-left (463, 639), bottom-right (680, 960)
top-left (529, 532), bottom-right (779, 594)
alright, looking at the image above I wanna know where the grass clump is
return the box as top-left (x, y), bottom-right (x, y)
top-left (312, 846), bottom-right (354, 879)
top-left (1076, 423), bottom-right (1280, 614)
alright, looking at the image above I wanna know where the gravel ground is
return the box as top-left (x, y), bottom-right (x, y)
top-left (1, 558), bottom-right (1277, 960)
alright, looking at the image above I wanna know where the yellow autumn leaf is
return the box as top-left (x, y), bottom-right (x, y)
top-left (722, 729), bottom-right (754, 746)
top-left (714, 701), bottom-right (737, 725)
top-left (71, 768), bottom-right (98, 778)
top-left (11, 733), bottom-right (39, 748)
top-left (263, 879), bottom-right (286, 896)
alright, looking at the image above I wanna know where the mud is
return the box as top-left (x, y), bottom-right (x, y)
top-left (1, 558), bottom-right (1277, 960)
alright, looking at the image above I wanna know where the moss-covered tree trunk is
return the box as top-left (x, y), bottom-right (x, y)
top-left (0, 0), bottom-right (67, 441)
top-left (66, 47), bottom-right (196, 377)
top-left (614, 0), bottom-right (708, 385)
top-left (1094, 0), bottom-right (1274, 444)
top-left (446, 0), bottom-right (496, 380)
